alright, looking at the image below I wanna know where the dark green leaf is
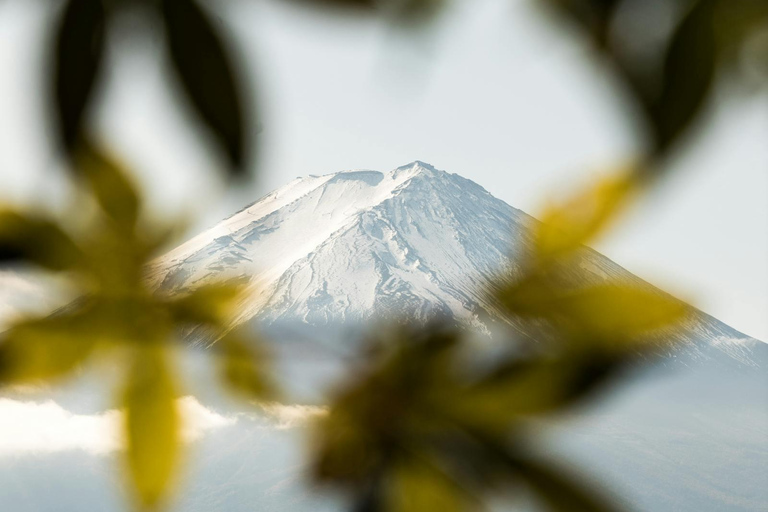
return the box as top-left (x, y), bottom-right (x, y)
top-left (0, 210), bottom-right (82, 270)
top-left (505, 455), bottom-right (620, 512)
top-left (648, 0), bottom-right (718, 155)
top-left (52, 0), bottom-right (106, 156)
top-left (162, 0), bottom-right (246, 174)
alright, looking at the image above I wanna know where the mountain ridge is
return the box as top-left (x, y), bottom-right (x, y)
top-left (149, 161), bottom-right (764, 366)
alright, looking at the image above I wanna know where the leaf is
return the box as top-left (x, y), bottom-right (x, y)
top-left (167, 282), bottom-right (245, 327)
top-left (558, 285), bottom-right (692, 343)
top-left (217, 330), bottom-right (274, 402)
top-left (0, 313), bottom-right (99, 385)
top-left (647, 0), bottom-right (718, 155)
top-left (75, 142), bottom-right (141, 231)
top-left (122, 345), bottom-right (180, 509)
top-left (534, 171), bottom-right (636, 261)
top-left (0, 210), bottom-right (82, 270)
top-left (388, 460), bottom-right (466, 512)
top-left (504, 455), bottom-right (620, 512)
top-left (161, 0), bottom-right (246, 174)
top-left (52, 0), bottom-right (106, 155)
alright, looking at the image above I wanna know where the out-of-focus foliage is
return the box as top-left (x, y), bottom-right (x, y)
top-left (545, 0), bottom-right (768, 159)
top-left (0, 142), bottom-right (274, 510)
top-left (50, 0), bottom-right (247, 176)
top-left (2, 0), bottom-right (764, 511)
top-left (312, 171), bottom-right (693, 512)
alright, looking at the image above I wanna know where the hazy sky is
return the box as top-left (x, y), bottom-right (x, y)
top-left (0, 0), bottom-right (766, 340)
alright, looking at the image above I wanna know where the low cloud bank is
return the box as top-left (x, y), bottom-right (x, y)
top-left (0, 396), bottom-right (235, 456)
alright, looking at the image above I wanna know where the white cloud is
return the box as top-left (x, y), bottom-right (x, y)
top-left (259, 403), bottom-right (327, 430)
top-left (0, 396), bottom-right (236, 456)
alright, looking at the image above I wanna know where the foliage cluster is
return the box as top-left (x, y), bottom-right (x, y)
top-left (0, 0), bottom-right (765, 510)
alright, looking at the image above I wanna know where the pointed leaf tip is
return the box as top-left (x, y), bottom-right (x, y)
top-left (161, 0), bottom-right (246, 176)
top-left (53, 0), bottom-right (106, 157)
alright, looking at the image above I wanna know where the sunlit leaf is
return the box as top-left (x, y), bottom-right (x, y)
top-left (122, 345), bottom-right (180, 509)
top-left (0, 210), bottom-right (82, 270)
top-left (161, 0), bottom-right (246, 174)
top-left (76, 142), bottom-right (141, 231)
top-left (217, 330), bottom-right (274, 401)
top-left (52, 0), bottom-right (106, 155)
top-left (534, 171), bottom-right (636, 261)
top-left (0, 313), bottom-right (99, 385)
top-left (557, 285), bottom-right (692, 343)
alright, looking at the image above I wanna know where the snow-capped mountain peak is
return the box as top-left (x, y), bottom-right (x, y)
top-left (149, 162), bottom-right (763, 365)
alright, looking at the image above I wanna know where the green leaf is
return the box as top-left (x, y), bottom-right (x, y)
top-left (76, 142), bottom-right (141, 231)
top-left (161, 0), bottom-right (246, 174)
top-left (122, 345), bottom-right (180, 509)
top-left (0, 313), bottom-right (99, 386)
top-left (388, 460), bottom-right (466, 512)
top-left (648, 0), bottom-right (718, 155)
top-left (167, 282), bottom-right (245, 327)
top-left (52, 0), bottom-right (106, 155)
top-left (0, 210), bottom-right (82, 270)
top-left (533, 171), bottom-right (636, 261)
top-left (217, 330), bottom-right (274, 402)
top-left (505, 455), bottom-right (620, 512)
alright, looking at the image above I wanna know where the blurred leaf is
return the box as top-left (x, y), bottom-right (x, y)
top-left (122, 345), bottom-right (180, 509)
top-left (162, 0), bottom-right (246, 174)
top-left (52, 0), bottom-right (106, 155)
top-left (647, 0), bottom-right (718, 155)
top-left (76, 142), bottom-right (141, 231)
top-left (534, 172), bottom-right (636, 261)
top-left (556, 285), bottom-right (692, 343)
top-left (0, 313), bottom-right (99, 385)
top-left (167, 282), bottom-right (245, 327)
top-left (0, 210), bottom-right (82, 270)
top-left (504, 454), bottom-right (619, 512)
top-left (217, 330), bottom-right (274, 401)
top-left (545, 0), bottom-right (620, 47)
top-left (388, 460), bottom-right (466, 512)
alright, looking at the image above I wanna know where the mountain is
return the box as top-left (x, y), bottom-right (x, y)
top-left (149, 161), bottom-right (764, 366)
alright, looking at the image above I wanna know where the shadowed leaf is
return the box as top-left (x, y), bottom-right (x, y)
top-left (52, 0), bottom-right (106, 156)
top-left (505, 455), bottom-right (619, 512)
top-left (122, 345), bottom-right (180, 509)
top-left (162, 0), bottom-right (246, 174)
top-left (167, 283), bottom-right (245, 327)
top-left (218, 330), bottom-right (274, 401)
top-left (647, 0), bottom-right (718, 155)
top-left (0, 210), bottom-right (82, 270)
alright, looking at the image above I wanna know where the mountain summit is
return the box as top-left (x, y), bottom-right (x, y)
top-left (153, 161), bottom-right (527, 328)
top-left (151, 162), bottom-right (762, 364)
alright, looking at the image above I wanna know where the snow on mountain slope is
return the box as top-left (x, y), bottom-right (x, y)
top-left (149, 161), bottom-right (765, 365)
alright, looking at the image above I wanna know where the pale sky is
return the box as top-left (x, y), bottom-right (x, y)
top-left (0, 0), bottom-right (766, 340)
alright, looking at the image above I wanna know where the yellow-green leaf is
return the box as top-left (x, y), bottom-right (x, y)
top-left (388, 460), bottom-right (466, 512)
top-left (559, 285), bottom-right (692, 345)
top-left (167, 282), bottom-right (245, 327)
top-left (122, 345), bottom-right (180, 509)
top-left (217, 330), bottom-right (274, 402)
top-left (0, 313), bottom-right (99, 385)
top-left (535, 171), bottom-right (636, 261)
top-left (76, 142), bottom-right (141, 231)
